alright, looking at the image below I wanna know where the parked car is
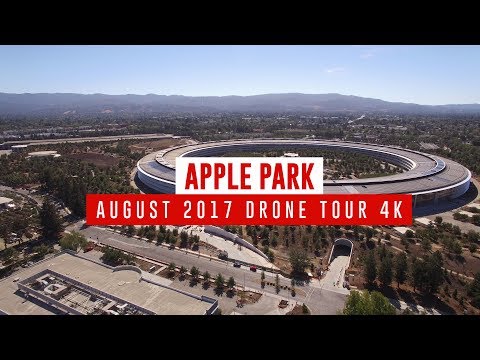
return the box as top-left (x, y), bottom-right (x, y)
top-left (233, 262), bottom-right (241, 268)
top-left (250, 265), bottom-right (257, 272)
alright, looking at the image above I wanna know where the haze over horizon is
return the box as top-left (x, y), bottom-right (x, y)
top-left (1, 45), bottom-right (480, 105)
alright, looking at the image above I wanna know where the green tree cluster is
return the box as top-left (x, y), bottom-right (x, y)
top-left (343, 290), bottom-right (396, 315)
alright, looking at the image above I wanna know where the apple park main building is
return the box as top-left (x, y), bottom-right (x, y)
top-left (136, 139), bottom-right (472, 211)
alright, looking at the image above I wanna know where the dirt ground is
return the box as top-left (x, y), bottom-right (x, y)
top-left (236, 290), bottom-right (262, 304)
top-left (198, 241), bottom-right (219, 257)
top-left (286, 304), bottom-right (310, 315)
top-left (66, 152), bottom-right (120, 168)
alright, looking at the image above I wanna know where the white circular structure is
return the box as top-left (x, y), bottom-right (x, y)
top-left (136, 139), bottom-right (472, 211)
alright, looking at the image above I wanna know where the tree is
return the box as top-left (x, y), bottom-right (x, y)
top-left (442, 236), bottom-right (463, 255)
top-left (288, 248), bottom-right (310, 274)
top-left (261, 270), bottom-right (265, 281)
top-left (452, 225), bottom-right (461, 236)
top-left (377, 244), bottom-right (387, 260)
top-left (0, 224), bottom-right (10, 248)
top-left (203, 271), bottom-right (211, 284)
top-left (421, 238), bottom-right (432, 252)
top-left (364, 251), bottom-right (377, 285)
top-left (275, 273), bottom-right (280, 294)
top-left (452, 241), bottom-right (463, 255)
top-left (473, 214), bottom-right (480, 226)
top-left (365, 227), bottom-right (374, 241)
top-left (59, 231), bottom-right (87, 251)
top-left (136, 226), bottom-right (145, 238)
top-left (394, 253), bottom-right (408, 287)
top-left (168, 262), bottom-right (176, 276)
top-left (411, 252), bottom-right (444, 294)
top-left (164, 231), bottom-right (172, 244)
top-left (126, 225), bottom-right (135, 237)
top-left (385, 233), bottom-right (391, 241)
top-left (469, 243), bottom-right (478, 254)
top-left (435, 216), bottom-right (443, 225)
top-left (190, 266), bottom-right (200, 280)
top-left (411, 259), bottom-right (424, 292)
top-left (343, 290), bottom-right (396, 315)
top-left (302, 303), bottom-right (310, 314)
top-left (227, 276), bottom-right (236, 289)
top-left (467, 230), bottom-right (479, 242)
top-left (2, 247), bottom-right (19, 265)
top-left (40, 199), bottom-right (63, 240)
top-left (144, 226), bottom-right (156, 241)
top-left (156, 231), bottom-right (165, 244)
top-left (424, 252), bottom-right (444, 294)
top-left (179, 230), bottom-right (189, 248)
top-left (100, 247), bottom-right (131, 266)
top-left (378, 255), bottom-right (393, 287)
top-left (31, 244), bottom-right (50, 260)
top-left (405, 229), bottom-right (414, 239)
top-left (215, 273), bottom-right (225, 289)
top-left (468, 272), bottom-right (480, 308)
top-left (188, 234), bottom-right (195, 248)
top-left (453, 212), bottom-right (468, 221)
top-left (179, 265), bottom-right (187, 278)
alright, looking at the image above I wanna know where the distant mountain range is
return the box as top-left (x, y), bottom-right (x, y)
top-left (0, 92), bottom-right (479, 115)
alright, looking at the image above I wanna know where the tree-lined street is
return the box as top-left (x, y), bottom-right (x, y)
top-left (67, 222), bottom-right (347, 314)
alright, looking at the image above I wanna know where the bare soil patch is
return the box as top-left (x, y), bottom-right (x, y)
top-left (286, 304), bottom-right (310, 315)
top-left (66, 152), bottom-right (119, 168)
top-left (237, 290), bottom-right (262, 304)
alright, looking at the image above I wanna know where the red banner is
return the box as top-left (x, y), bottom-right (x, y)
top-left (86, 194), bottom-right (412, 226)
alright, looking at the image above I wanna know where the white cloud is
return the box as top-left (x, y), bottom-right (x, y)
top-left (325, 67), bottom-right (345, 74)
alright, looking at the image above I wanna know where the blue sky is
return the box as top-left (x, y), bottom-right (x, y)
top-left (0, 45), bottom-right (479, 105)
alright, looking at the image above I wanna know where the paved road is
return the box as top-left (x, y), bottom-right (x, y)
top-left (426, 211), bottom-right (480, 233)
top-left (3, 133), bottom-right (174, 146)
top-left (67, 222), bottom-right (347, 314)
top-left (320, 255), bottom-right (350, 295)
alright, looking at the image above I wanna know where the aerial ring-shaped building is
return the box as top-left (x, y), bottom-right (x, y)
top-left (136, 139), bottom-right (471, 210)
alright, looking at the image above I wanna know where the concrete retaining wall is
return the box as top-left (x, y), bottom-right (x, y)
top-left (204, 225), bottom-right (269, 261)
top-left (113, 265), bottom-right (142, 274)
